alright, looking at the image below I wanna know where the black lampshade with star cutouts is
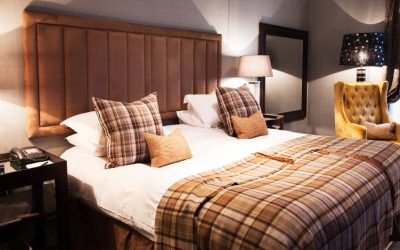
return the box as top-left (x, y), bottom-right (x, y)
top-left (339, 32), bottom-right (385, 81)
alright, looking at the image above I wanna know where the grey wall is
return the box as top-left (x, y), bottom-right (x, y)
top-left (0, 0), bottom-right (308, 155)
top-left (307, 0), bottom-right (386, 135)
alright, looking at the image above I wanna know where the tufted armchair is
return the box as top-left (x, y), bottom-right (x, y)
top-left (334, 81), bottom-right (400, 142)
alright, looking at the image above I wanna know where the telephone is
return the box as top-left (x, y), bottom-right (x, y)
top-left (9, 147), bottom-right (49, 165)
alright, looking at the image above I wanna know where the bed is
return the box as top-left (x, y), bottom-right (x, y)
top-left (62, 125), bottom-right (304, 241)
top-left (23, 9), bottom-right (400, 250)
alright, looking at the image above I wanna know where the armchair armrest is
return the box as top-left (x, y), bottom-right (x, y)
top-left (335, 121), bottom-right (367, 139)
top-left (376, 81), bottom-right (400, 142)
top-left (395, 123), bottom-right (400, 142)
top-left (379, 81), bottom-right (393, 124)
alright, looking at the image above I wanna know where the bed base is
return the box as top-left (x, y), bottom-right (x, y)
top-left (68, 194), bottom-right (400, 249)
top-left (69, 195), bottom-right (153, 250)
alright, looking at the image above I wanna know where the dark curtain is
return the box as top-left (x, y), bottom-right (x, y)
top-left (385, 0), bottom-right (400, 103)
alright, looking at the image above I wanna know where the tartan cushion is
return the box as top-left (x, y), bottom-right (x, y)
top-left (92, 93), bottom-right (164, 168)
top-left (216, 86), bottom-right (261, 136)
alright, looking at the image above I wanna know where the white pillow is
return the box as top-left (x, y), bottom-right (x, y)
top-left (66, 134), bottom-right (106, 157)
top-left (163, 126), bottom-right (173, 136)
top-left (61, 111), bottom-right (171, 145)
top-left (61, 111), bottom-right (105, 146)
top-left (176, 110), bottom-right (205, 127)
top-left (183, 94), bottom-right (220, 128)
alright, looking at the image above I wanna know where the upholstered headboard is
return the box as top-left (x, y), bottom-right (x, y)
top-left (23, 10), bottom-right (221, 138)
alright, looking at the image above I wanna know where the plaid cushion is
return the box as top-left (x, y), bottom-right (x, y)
top-left (92, 93), bottom-right (163, 168)
top-left (216, 86), bottom-right (261, 136)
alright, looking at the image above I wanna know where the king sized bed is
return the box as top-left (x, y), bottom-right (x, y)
top-left (23, 9), bottom-right (400, 250)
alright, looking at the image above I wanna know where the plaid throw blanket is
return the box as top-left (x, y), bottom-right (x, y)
top-left (155, 135), bottom-right (400, 249)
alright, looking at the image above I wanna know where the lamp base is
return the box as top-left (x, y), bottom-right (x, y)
top-left (244, 81), bottom-right (260, 104)
top-left (356, 68), bottom-right (366, 82)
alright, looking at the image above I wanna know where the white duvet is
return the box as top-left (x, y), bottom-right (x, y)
top-left (61, 125), bottom-right (303, 240)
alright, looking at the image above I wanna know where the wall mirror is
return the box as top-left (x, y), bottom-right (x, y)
top-left (259, 23), bottom-right (308, 122)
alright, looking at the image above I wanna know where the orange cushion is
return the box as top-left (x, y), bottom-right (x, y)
top-left (144, 129), bottom-right (192, 167)
top-left (231, 111), bottom-right (268, 139)
top-left (360, 120), bottom-right (396, 140)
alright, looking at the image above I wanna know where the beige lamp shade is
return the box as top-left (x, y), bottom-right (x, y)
top-left (238, 55), bottom-right (273, 77)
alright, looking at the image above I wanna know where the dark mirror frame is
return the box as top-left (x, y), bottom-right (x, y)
top-left (259, 23), bottom-right (308, 122)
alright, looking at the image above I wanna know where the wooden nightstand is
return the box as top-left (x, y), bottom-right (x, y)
top-left (263, 114), bottom-right (284, 130)
top-left (0, 150), bottom-right (68, 250)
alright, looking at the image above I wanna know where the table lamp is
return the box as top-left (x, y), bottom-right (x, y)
top-left (238, 55), bottom-right (273, 103)
top-left (339, 32), bottom-right (385, 82)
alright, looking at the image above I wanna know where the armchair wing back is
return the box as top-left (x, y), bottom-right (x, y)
top-left (334, 81), bottom-right (399, 142)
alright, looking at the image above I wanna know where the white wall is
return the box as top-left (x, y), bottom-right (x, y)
top-left (307, 0), bottom-right (386, 135)
top-left (0, 0), bottom-right (309, 155)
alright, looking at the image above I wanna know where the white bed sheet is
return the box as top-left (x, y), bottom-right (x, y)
top-left (61, 125), bottom-right (304, 240)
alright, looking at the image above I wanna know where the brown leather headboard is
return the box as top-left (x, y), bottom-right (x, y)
top-left (23, 10), bottom-right (221, 138)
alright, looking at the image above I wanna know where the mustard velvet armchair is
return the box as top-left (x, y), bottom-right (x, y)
top-left (334, 81), bottom-right (400, 142)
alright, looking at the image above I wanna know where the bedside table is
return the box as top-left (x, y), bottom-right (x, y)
top-left (0, 150), bottom-right (68, 250)
top-left (263, 113), bottom-right (284, 130)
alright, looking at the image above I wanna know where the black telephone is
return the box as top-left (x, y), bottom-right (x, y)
top-left (9, 147), bottom-right (49, 165)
